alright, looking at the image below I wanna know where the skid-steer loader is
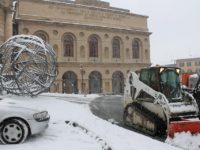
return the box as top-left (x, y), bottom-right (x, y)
top-left (123, 66), bottom-right (200, 137)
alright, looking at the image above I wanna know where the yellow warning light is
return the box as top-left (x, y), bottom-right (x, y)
top-left (160, 67), bottom-right (165, 73)
top-left (176, 69), bottom-right (180, 74)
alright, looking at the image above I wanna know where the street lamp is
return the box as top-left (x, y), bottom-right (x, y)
top-left (80, 64), bottom-right (84, 93)
top-left (63, 80), bottom-right (66, 93)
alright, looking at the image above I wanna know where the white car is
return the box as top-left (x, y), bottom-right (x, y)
top-left (0, 97), bottom-right (50, 144)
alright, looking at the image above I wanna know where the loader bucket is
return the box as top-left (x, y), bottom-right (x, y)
top-left (168, 120), bottom-right (200, 138)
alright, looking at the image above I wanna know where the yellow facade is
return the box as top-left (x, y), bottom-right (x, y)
top-left (14, 0), bottom-right (151, 94)
top-left (176, 58), bottom-right (200, 73)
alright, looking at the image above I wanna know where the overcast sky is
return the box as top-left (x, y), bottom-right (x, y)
top-left (103, 0), bottom-right (200, 65)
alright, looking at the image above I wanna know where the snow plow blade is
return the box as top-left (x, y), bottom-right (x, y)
top-left (168, 119), bottom-right (200, 138)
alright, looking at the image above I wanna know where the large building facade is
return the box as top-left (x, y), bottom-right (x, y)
top-left (0, 0), bottom-right (13, 44)
top-left (14, 0), bottom-right (151, 94)
top-left (176, 57), bottom-right (200, 74)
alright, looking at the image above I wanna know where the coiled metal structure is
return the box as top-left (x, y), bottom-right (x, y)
top-left (0, 35), bottom-right (57, 96)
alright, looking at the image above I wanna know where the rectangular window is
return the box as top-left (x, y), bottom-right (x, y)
top-left (179, 63), bottom-right (184, 67)
top-left (187, 62), bottom-right (191, 67)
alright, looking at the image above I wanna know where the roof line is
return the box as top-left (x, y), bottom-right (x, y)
top-left (16, 17), bottom-right (151, 35)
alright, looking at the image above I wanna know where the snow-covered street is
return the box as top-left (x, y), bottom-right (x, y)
top-left (0, 93), bottom-right (200, 150)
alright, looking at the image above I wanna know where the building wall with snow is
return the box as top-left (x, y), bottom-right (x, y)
top-left (15, 0), bottom-right (151, 94)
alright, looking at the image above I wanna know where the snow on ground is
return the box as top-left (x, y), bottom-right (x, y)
top-left (0, 93), bottom-right (199, 150)
top-left (166, 132), bottom-right (200, 150)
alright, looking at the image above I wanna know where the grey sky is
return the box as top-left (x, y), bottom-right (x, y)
top-left (104, 0), bottom-right (200, 65)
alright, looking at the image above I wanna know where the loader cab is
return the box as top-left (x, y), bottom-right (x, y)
top-left (139, 67), bottom-right (182, 102)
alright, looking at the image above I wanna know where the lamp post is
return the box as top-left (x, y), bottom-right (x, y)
top-left (80, 64), bottom-right (84, 94)
top-left (63, 80), bottom-right (66, 93)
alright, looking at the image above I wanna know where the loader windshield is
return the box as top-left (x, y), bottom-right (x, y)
top-left (160, 69), bottom-right (181, 101)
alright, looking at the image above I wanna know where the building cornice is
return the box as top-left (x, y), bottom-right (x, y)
top-left (57, 62), bottom-right (151, 67)
top-left (16, 18), bottom-right (152, 35)
top-left (20, 0), bottom-right (148, 18)
top-left (176, 57), bottom-right (200, 62)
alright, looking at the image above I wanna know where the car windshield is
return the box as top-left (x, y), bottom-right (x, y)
top-left (160, 69), bottom-right (181, 101)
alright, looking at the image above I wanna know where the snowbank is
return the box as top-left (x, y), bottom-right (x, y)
top-left (166, 132), bottom-right (200, 150)
top-left (0, 93), bottom-right (188, 150)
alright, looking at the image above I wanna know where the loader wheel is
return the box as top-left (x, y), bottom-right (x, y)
top-left (0, 119), bottom-right (28, 144)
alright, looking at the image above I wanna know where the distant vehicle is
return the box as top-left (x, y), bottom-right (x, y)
top-left (188, 74), bottom-right (199, 90)
top-left (181, 73), bottom-right (199, 91)
top-left (181, 73), bottom-right (191, 87)
top-left (0, 97), bottom-right (50, 144)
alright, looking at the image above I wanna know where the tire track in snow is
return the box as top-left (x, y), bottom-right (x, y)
top-left (65, 121), bottom-right (112, 150)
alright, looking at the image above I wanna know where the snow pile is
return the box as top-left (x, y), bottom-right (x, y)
top-left (0, 93), bottom-right (186, 150)
top-left (66, 121), bottom-right (111, 150)
top-left (41, 92), bottom-right (100, 99)
top-left (0, 94), bottom-right (102, 150)
top-left (166, 132), bottom-right (200, 150)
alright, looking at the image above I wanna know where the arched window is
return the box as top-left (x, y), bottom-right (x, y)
top-left (132, 39), bottom-right (140, 59)
top-left (36, 33), bottom-right (47, 41)
top-left (112, 38), bottom-right (120, 58)
top-left (63, 35), bottom-right (74, 57)
top-left (34, 31), bottom-right (49, 42)
top-left (89, 36), bottom-right (98, 57)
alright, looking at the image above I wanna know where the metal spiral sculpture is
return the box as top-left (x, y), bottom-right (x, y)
top-left (0, 35), bottom-right (57, 96)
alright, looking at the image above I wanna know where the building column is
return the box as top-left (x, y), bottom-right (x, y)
top-left (58, 80), bottom-right (63, 93)
top-left (0, 7), bottom-right (5, 44)
top-left (5, 8), bottom-right (13, 40)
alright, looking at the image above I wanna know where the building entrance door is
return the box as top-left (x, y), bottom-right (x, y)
top-left (89, 71), bottom-right (102, 93)
top-left (62, 71), bottom-right (78, 93)
top-left (112, 71), bottom-right (124, 94)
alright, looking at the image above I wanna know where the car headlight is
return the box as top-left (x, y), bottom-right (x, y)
top-left (33, 111), bottom-right (49, 122)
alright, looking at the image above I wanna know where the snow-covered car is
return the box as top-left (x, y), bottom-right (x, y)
top-left (0, 97), bottom-right (50, 144)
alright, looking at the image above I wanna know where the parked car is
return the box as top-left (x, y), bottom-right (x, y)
top-left (0, 97), bottom-right (50, 144)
